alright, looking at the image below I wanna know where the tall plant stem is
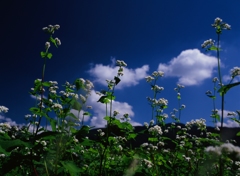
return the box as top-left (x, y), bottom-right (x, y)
top-left (34, 57), bottom-right (47, 137)
top-left (216, 33), bottom-right (225, 134)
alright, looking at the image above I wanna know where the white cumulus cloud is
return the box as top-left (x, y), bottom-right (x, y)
top-left (158, 49), bottom-right (218, 86)
top-left (85, 90), bottom-right (142, 128)
top-left (87, 61), bottom-right (149, 89)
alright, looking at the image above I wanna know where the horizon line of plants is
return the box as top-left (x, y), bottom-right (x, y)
top-left (0, 17), bottom-right (240, 176)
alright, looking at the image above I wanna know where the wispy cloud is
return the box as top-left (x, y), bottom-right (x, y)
top-left (87, 61), bottom-right (149, 89)
top-left (0, 114), bottom-right (23, 127)
top-left (158, 49), bottom-right (218, 86)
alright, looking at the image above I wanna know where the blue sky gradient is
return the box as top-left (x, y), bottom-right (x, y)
top-left (0, 1), bottom-right (240, 129)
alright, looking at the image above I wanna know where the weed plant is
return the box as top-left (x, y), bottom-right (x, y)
top-left (0, 18), bottom-right (240, 176)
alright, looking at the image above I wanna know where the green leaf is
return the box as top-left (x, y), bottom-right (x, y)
top-left (42, 81), bottom-right (52, 87)
top-left (35, 131), bottom-right (59, 141)
top-left (83, 112), bottom-right (91, 116)
top-left (73, 125), bottom-right (90, 136)
top-left (49, 36), bottom-right (58, 48)
top-left (74, 78), bottom-right (85, 91)
top-left (208, 45), bottom-right (219, 51)
top-left (47, 53), bottom-right (52, 59)
top-left (217, 81), bottom-right (240, 96)
top-left (206, 95), bottom-right (216, 99)
top-left (128, 133), bottom-right (137, 140)
top-left (0, 139), bottom-right (33, 151)
top-left (45, 116), bottom-right (57, 132)
top-left (148, 137), bottom-right (158, 142)
top-left (230, 118), bottom-right (240, 125)
top-left (114, 76), bottom-right (121, 85)
top-left (40, 51), bottom-right (47, 58)
top-left (97, 95), bottom-right (110, 104)
top-left (177, 95), bottom-right (181, 100)
top-left (71, 98), bottom-right (82, 111)
top-left (67, 112), bottom-right (78, 120)
top-left (61, 161), bottom-right (82, 175)
top-left (214, 114), bottom-right (220, 121)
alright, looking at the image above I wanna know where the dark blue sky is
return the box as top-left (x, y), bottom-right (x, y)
top-left (1, 1), bottom-right (240, 129)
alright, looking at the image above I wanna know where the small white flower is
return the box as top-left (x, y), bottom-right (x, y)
top-left (181, 104), bottom-right (186, 109)
top-left (144, 122), bottom-right (149, 128)
top-left (145, 76), bottom-right (155, 83)
top-left (0, 106), bottom-right (9, 113)
top-left (141, 143), bottom-right (148, 147)
top-left (116, 60), bottom-right (127, 67)
top-left (118, 145), bottom-right (123, 151)
top-left (150, 120), bottom-right (154, 125)
top-left (55, 38), bottom-right (61, 46)
top-left (80, 94), bottom-right (86, 103)
top-left (201, 39), bottom-right (215, 48)
top-left (45, 42), bottom-right (51, 50)
top-left (51, 103), bottom-right (63, 110)
top-left (113, 110), bottom-right (119, 116)
top-left (152, 71), bottom-right (164, 77)
top-left (212, 77), bottom-right (219, 83)
top-left (230, 67), bottom-right (240, 78)
top-left (54, 24), bottom-right (60, 30)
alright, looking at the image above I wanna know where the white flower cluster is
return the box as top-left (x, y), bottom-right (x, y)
top-left (97, 129), bottom-right (105, 136)
top-left (0, 106), bottom-right (9, 113)
top-left (152, 71), bottom-right (164, 77)
top-left (148, 125), bottom-right (163, 136)
top-left (73, 136), bottom-right (78, 143)
top-left (51, 103), bottom-right (63, 110)
top-left (211, 17), bottom-right (231, 30)
top-left (142, 159), bottom-right (154, 168)
top-left (116, 60), bottom-right (127, 67)
top-left (151, 85), bottom-right (164, 92)
top-left (230, 67), bottom-right (240, 78)
top-left (148, 97), bottom-right (168, 107)
top-left (0, 123), bottom-right (11, 132)
top-left (212, 77), bottom-right (219, 83)
top-left (42, 24), bottom-right (60, 34)
top-left (182, 155), bottom-right (191, 162)
top-left (79, 94), bottom-right (86, 103)
top-left (227, 111), bottom-right (237, 117)
top-left (113, 110), bottom-right (120, 116)
top-left (205, 143), bottom-right (240, 158)
top-left (45, 42), bottom-right (50, 50)
top-left (49, 85), bottom-right (59, 94)
top-left (185, 118), bottom-right (206, 131)
top-left (174, 84), bottom-right (185, 92)
top-left (201, 39), bottom-right (215, 48)
top-left (145, 76), bottom-right (155, 83)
